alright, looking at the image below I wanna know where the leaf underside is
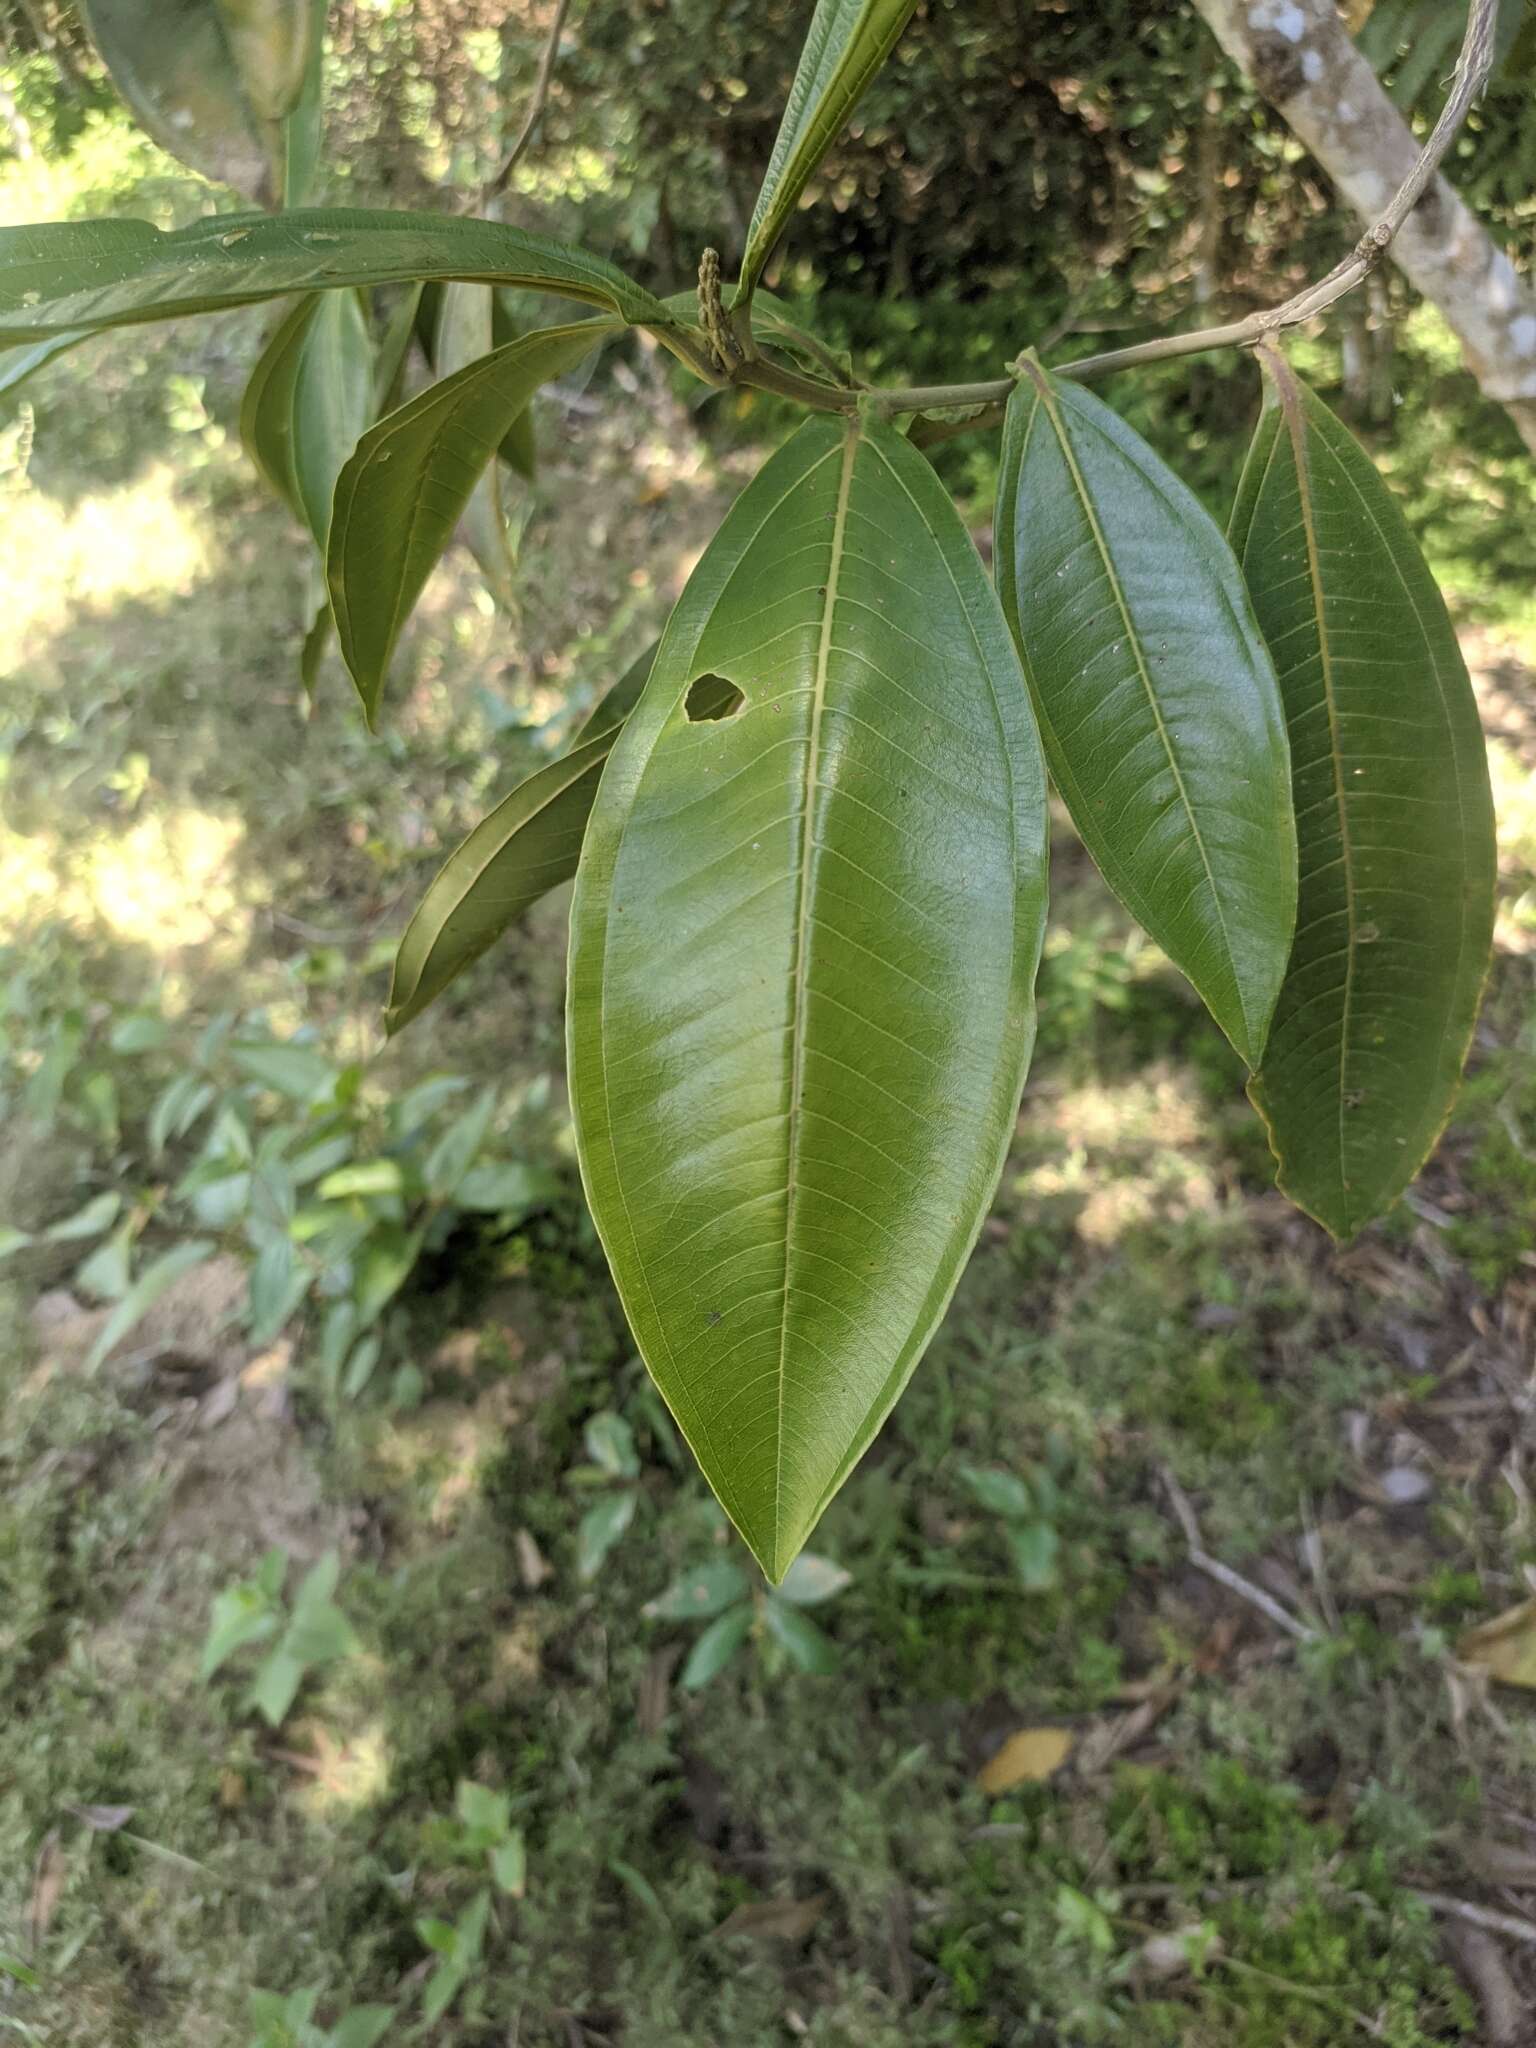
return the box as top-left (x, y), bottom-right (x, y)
top-left (567, 415), bottom-right (1047, 1579)
top-left (996, 365), bottom-right (1297, 1067)
top-left (740, 0), bottom-right (920, 296)
top-left (0, 210), bottom-right (671, 346)
top-left (326, 318), bottom-right (616, 722)
top-left (1230, 363), bottom-right (1496, 1239)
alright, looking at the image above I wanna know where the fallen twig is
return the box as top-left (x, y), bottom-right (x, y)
top-left (1161, 1467), bottom-right (1319, 1644)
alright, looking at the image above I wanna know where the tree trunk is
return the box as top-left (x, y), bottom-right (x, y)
top-left (1191, 0), bottom-right (1536, 455)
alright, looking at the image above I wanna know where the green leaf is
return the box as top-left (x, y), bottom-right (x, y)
top-left (329, 2009), bottom-right (395, 2048)
top-left (996, 362), bottom-right (1296, 1067)
top-left (200, 1578), bottom-right (280, 1680)
top-left (643, 1560), bottom-right (751, 1622)
top-left (290, 289), bottom-right (373, 547)
top-left (0, 209), bottom-right (672, 346)
top-left (353, 1223), bottom-right (423, 1325)
top-left (1229, 360), bottom-right (1496, 1239)
top-left (491, 288), bottom-right (537, 476)
top-left (680, 1603), bottom-right (753, 1689)
top-left (243, 291), bottom-right (370, 546)
top-left (247, 1647), bottom-right (306, 1726)
top-left (739, 0), bottom-right (919, 298)
top-left (44, 1190), bottom-right (122, 1242)
top-left (327, 319), bottom-right (615, 722)
top-left (584, 1410), bottom-right (640, 1479)
top-left (489, 1832), bottom-right (526, 1898)
top-left (279, 0), bottom-right (328, 208)
top-left (317, 1158), bottom-right (408, 1200)
top-left (148, 1073), bottom-right (215, 1157)
top-left (960, 1464), bottom-right (1032, 1521)
top-left (84, 1239), bottom-right (216, 1374)
top-left (1008, 1520), bottom-right (1059, 1590)
top-left (423, 1088), bottom-right (496, 1198)
top-left (774, 1551), bottom-right (850, 1606)
top-left (452, 1161), bottom-right (559, 1215)
top-left (434, 283), bottom-right (520, 611)
top-left (568, 415), bottom-right (1047, 1579)
top-left (455, 1779), bottom-right (512, 1842)
top-left (763, 1597), bottom-right (838, 1673)
top-left (80, 0), bottom-right (273, 201)
top-left (231, 1038), bottom-right (338, 1102)
top-left (576, 1490), bottom-right (637, 1581)
top-left (384, 732), bottom-right (615, 1035)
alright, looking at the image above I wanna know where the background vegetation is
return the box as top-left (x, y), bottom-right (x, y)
top-left (3, 1), bottom-right (1536, 2040)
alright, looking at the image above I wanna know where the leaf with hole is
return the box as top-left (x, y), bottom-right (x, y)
top-left (569, 414), bottom-right (1047, 1579)
top-left (996, 362), bottom-right (1295, 1067)
top-left (740, 0), bottom-right (920, 298)
top-left (385, 648), bottom-right (725, 1037)
top-left (0, 210), bottom-right (672, 346)
top-left (327, 318), bottom-right (616, 721)
top-left (1228, 361), bottom-right (1495, 1239)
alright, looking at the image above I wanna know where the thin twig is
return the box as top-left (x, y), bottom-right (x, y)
top-left (1048, 0), bottom-right (1498, 383)
top-left (723, 0), bottom-right (1498, 427)
top-left (483, 0), bottom-right (574, 205)
top-left (1412, 1891), bottom-right (1536, 1947)
top-left (1161, 1467), bottom-right (1319, 1643)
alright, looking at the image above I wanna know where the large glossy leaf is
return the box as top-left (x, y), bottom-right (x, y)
top-left (326, 318), bottom-right (615, 723)
top-left (567, 415), bottom-right (1048, 1579)
top-left (739, 0), bottom-right (919, 299)
top-left (386, 639), bottom-right (669, 1035)
top-left (80, 0), bottom-right (272, 200)
top-left (1229, 361), bottom-right (1496, 1239)
top-left (0, 210), bottom-right (671, 346)
top-left (996, 363), bottom-right (1296, 1067)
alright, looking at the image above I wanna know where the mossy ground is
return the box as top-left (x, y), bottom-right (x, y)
top-left (5, 155), bottom-right (1536, 2048)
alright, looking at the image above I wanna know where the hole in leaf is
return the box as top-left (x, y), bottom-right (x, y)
top-left (685, 674), bottom-right (746, 723)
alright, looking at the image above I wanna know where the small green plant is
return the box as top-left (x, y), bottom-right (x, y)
top-left (200, 1548), bottom-right (358, 1727)
top-left (247, 1988), bottom-right (393, 2048)
top-left (568, 1408), bottom-right (643, 1582)
top-left (644, 1551), bottom-right (851, 1689)
top-left (449, 1779), bottom-right (528, 1900)
top-left (960, 1462), bottom-right (1061, 1591)
top-left (415, 1888), bottom-right (491, 2026)
top-left (0, 952), bottom-right (558, 1396)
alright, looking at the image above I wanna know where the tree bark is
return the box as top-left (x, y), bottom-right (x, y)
top-left (1191, 0), bottom-right (1536, 455)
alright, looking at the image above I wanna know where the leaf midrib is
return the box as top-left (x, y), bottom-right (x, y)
top-left (1270, 365), bottom-right (1361, 1230)
top-left (1026, 366), bottom-right (1249, 1054)
top-left (774, 416), bottom-right (860, 1569)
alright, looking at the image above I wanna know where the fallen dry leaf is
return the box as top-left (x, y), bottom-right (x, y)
top-left (28, 1828), bottom-right (66, 1949)
top-left (712, 1893), bottom-right (828, 1942)
top-left (637, 1645), bottom-right (679, 1738)
top-left (515, 1528), bottom-right (551, 1590)
top-left (1459, 1601), bottom-right (1536, 1688)
top-left (976, 1726), bottom-right (1074, 1794)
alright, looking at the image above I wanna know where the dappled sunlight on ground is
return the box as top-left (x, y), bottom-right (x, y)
top-left (0, 800), bottom-right (247, 958)
top-left (1, 465), bottom-right (212, 673)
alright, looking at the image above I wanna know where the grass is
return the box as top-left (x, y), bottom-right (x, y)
top-left (5, 136), bottom-right (1536, 2048)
